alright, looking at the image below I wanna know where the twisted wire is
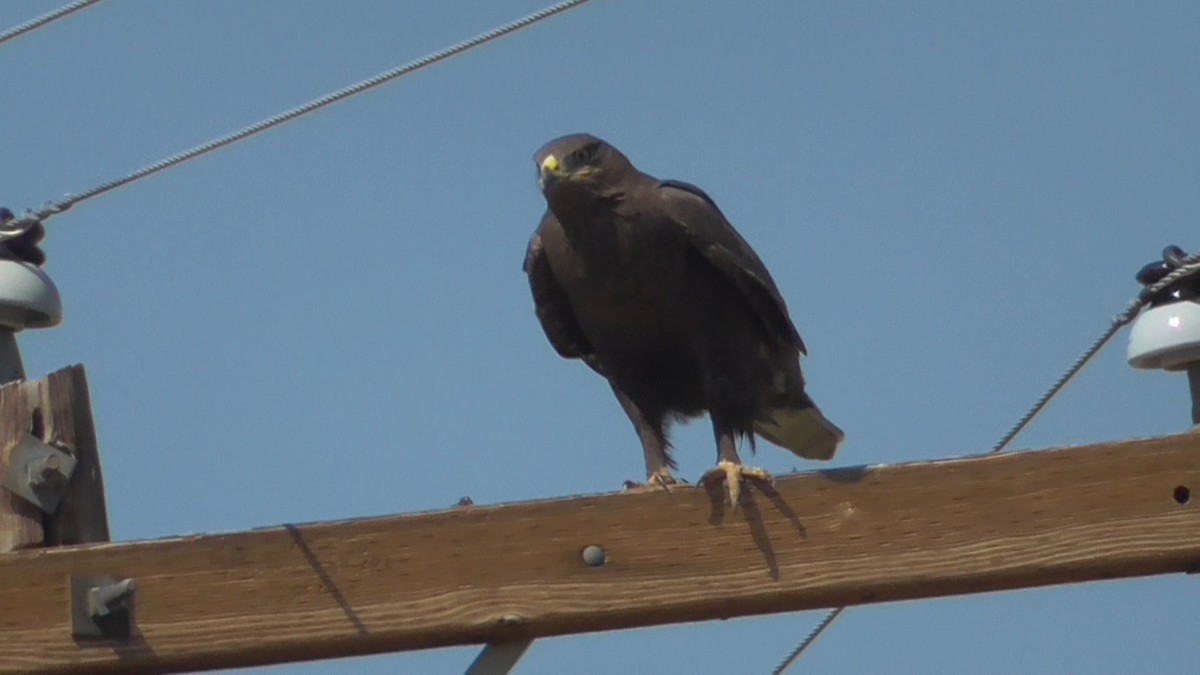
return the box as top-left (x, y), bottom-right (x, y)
top-left (0, 0), bottom-right (103, 47)
top-left (3, 0), bottom-right (596, 237)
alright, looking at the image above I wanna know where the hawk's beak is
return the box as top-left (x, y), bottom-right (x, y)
top-left (538, 154), bottom-right (562, 189)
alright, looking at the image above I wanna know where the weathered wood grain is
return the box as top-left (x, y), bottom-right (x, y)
top-left (40, 366), bottom-right (110, 547)
top-left (0, 376), bottom-right (41, 551)
top-left (2, 434), bottom-right (1200, 673)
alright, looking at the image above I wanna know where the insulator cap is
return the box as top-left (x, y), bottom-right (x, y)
top-left (0, 259), bottom-right (62, 331)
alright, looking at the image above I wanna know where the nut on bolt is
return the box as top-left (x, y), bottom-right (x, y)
top-left (27, 453), bottom-right (66, 489)
top-left (72, 575), bottom-right (137, 640)
top-left (88, 578), bottom-right (137, 618)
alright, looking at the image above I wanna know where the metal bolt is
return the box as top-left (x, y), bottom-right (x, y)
top-left (26, 453), bottom-right (66, 491)
top-left (581, 544), bottom-right (606, 567)
top-left (87, 578), bottom-right (137, 618)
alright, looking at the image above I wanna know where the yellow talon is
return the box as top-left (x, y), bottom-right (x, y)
top-left (702, 459), bottom-right (773, 506)
top-left (622, 469), bottom-right (680, 493)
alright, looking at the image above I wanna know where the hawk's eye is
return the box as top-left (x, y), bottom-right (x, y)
top-left (572, 144), bottom-right (598, 164)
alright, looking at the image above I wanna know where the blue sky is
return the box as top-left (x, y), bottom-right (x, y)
top-left (3, 1), bottom-right (1199, 673)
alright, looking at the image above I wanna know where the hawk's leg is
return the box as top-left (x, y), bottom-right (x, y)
top-left (611, 384), bottom-right (677, 491)
top-left (701, 425), bottom-right (772, 507)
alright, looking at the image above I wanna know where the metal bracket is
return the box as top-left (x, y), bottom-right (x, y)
top-left (71, 576), bottom-right (137, 640)
top-left (1, 433), bottom-right (76, 513)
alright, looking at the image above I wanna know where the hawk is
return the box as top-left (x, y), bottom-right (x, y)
top-left (524, 134), bottom-right (843, 503)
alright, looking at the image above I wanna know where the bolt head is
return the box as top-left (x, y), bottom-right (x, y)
top-left (581, 544), bottom-right (606, 567)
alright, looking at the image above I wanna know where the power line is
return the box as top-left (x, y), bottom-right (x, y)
top-left (770, 607), bottom-right (842, 675)
top-left (0, 0), bottom-right (104, 47)
top-left (6, 0), bottom-right (596, 234)
top-left (773, 250), bottom-right (1200, 672)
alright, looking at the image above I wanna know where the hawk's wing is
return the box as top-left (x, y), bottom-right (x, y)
top-left (523, 212), bottom-right (595, 361)
top-left (658, 180), bottom-right (806, 354)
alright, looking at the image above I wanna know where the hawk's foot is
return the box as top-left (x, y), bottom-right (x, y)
top-left (622, 468), bottom-right (682, 493)
top-left (700, 459), bottom-right (773, 506)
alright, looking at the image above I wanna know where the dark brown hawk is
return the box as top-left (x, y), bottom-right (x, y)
top-left (524, 134), bottom-right (843, 503)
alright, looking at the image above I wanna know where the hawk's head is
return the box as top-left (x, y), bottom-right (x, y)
top-left (535, 134), bottom-right (636, 205)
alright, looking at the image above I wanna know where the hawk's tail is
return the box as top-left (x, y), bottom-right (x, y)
top-left (754, 406), bottom-right (845, 461)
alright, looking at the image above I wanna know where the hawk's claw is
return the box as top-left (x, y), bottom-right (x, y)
top-left (701, 459), bottom-right (773, 506)
top-left (622, 469), bottom-right (683, 493)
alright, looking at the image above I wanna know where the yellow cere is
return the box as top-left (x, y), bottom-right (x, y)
top-left (540, 154), bottom-right (560, 174)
